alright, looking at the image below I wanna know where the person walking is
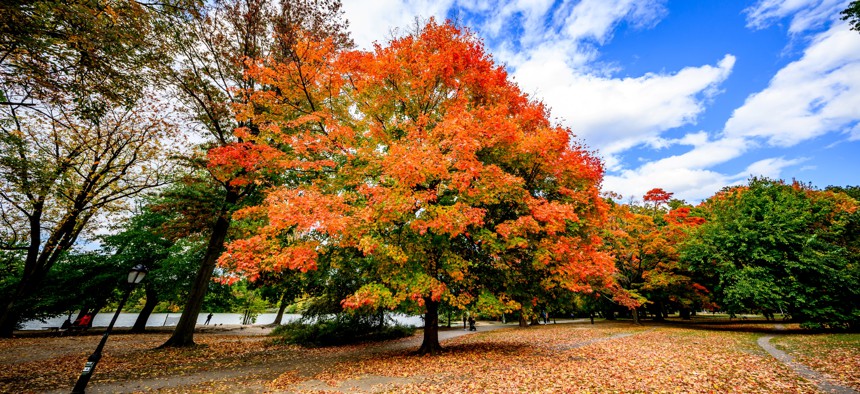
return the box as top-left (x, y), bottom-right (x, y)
top-left (205, 313), bottom-right (213, 325)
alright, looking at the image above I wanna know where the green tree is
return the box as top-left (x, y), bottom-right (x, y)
top-left (683, 178), bottom-right (860, 328)
top-left (842, 1), bottom-right (860, 32)
top-left (0, 0), bottom-right (199, 114)
top-left (825, 185), bottom-right (860, 201)
top-left (0, 102), bottom-right (177, 336)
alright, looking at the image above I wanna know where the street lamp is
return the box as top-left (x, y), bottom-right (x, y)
top-left (71, 264), bottom-right (148, 394)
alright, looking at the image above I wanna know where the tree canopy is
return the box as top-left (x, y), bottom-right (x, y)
top-left (681, 178), bottom-right (860, 328)
top-left (215, 20), bottom-right (614, 353)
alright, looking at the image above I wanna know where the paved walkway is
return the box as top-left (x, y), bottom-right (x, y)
top-left (757, 336), bottom-right (858, 394)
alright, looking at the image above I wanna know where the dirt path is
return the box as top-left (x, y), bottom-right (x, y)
top-left (53, 323), bottom-right (513, 393)
top-left (757, 336), bottom-right (858, 394)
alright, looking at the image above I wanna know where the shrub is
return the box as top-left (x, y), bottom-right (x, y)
top-left (271, 314), bottom-right (415, 347)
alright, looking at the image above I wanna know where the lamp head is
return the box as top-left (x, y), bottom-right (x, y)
top-left (127, 264), bottom-right (149, 285)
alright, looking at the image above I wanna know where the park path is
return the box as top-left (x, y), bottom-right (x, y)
top-left (757, 336), bottom-right (858, 394)
top-left (52, 323), bottom-right (515, 394)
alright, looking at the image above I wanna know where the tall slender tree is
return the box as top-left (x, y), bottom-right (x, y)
top-left (159, 0), bottom-right (351, 347)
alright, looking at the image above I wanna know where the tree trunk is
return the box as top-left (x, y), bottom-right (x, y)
top-left (131, 285), bottom-right (159, 333)
top-left (679, 307), bottom-right (691, 320)
top-left (519, 314), bottom-right (529, 327)
top-left (417, 298), bottom-right (442, 355)
top-left (74, 307), bottom-right (89, 323)
top-left (272, 292), bottom-right (289, 326)
top-left (632, 307), bottom-right (640, 325)
top-left (653, 301), bottom-right (665, 322)
top-left (160, 190), bottom-right (237, 348)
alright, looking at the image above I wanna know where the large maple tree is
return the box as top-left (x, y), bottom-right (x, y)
top-left (217, 20), bottom-right (614, 354)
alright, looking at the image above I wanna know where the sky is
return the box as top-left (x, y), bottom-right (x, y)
top-left (341, 0), bottom-right (860, 203)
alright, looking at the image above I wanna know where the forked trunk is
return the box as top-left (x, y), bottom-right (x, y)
top-left (417, 298), bottom-right (442, 355)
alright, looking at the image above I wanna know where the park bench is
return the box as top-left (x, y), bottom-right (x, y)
top-left (44, 325), bottom-right (88, 336)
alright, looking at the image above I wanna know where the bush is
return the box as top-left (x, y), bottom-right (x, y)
top-left (271, 315), bottom-right (415, 347)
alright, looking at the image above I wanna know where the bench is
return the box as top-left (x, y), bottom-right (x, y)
top-left (45, 325), bottom-right (88, 336)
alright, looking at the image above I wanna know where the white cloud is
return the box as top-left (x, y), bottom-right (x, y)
top-left (560, 0), bottom-right (666, 44)
top-left (466, 0), bottom-right (732, 170)
top-left (515, 54), bottom-right (735, 166)
top-left (604, 166), bottom-right (740, 203)
top-left (602, 135), bottom-right (751, 201)
top-left (725, 22), bottom-right (860, 146)
top-left (342, 0), bottom-right (455, 49)
top-left (744, 0), bottom-right (849, 33)
top-left (745, 157), bottom-right (808, 178)
top-left (606, 21), bottom-right (860, 202)
top-left (602, 139), bottom-right (810, 202)
top-left (850, 124), bottom-right (860, 141)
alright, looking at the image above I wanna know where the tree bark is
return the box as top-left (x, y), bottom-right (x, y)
top-left (632, 307), bottom-right (640, 325)
top-left (131, 285), bottom-right (159, 333)
top-left (653, 301), bottom-right (665, 322)
top-left (519, 314), bottom-right (529, 327)
top-left (417, 298), bottom-right (442, 355)
top-left (272, 292), bottom-right (288, 326)
top-left (160, 190), bottom-right (237, 348)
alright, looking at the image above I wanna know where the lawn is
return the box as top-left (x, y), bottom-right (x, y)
top-left (0, 320), bottom-right (856, 393)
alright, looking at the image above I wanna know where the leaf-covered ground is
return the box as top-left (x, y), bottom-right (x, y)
top-left (772, 333), bottom-right (860, 391)
top-left (0, 321), bottom-right (855, 393)
top-left (299, 323), bottom-right (820, 393)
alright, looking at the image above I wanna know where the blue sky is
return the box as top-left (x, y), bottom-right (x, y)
top-left (342, 0), bottom-right (860, 202)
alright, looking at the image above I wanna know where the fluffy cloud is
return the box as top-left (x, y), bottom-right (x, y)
top-left (458, 0), bottom-right (731, 170)
top-left (342, 0), bottom-right (454, 49)
top-left (725, 22), bottom-right (860, 146)
top-left (560, 0), bottom-right (666, 44)
top-left (603, 136), bottom-right (751, 201)
top-left (515, 55), bottom-right (735, 164)
top-left (745, 0), bottom-right (849, 33)
top-left (602, 137), bottom-right (807, 202)
top-left (607, 9), bottom-right (860, 202)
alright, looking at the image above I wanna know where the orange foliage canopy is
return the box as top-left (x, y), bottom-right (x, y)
top-left (603, 190), bottom-right (710, 315)
top-left (215, 20), bottom-right (613, 314)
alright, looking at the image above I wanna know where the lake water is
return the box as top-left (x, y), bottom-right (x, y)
top-left (21, 312), bottom-right (424, 330)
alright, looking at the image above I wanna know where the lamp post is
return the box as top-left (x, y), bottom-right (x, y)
top-left (71, 264), bottom-right (148, 394)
